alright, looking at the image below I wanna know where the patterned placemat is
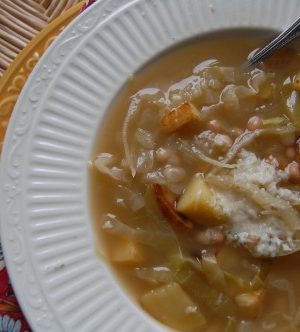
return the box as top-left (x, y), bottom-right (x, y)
top-left (0, 1), bottom-right (96, 330)
top-left (0, 0), bottom-right (82, 77)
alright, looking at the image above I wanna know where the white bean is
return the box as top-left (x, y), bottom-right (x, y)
top-left (163, 165), bottom-right (186, 183)
top-left (286, 161), bottom-right (300, 183)
top-left (214, 134), bottom-right (233, 152)
top-left (156, 148), bottom-right (181, 166)
top-left (207, 119), bottom-right (222, 133)
top-left (156, 147), bottom-right (171, 162)
top-left (247, 116), bottom-right (263, 131)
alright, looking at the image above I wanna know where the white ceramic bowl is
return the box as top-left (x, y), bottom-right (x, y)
top-left (1, 0), bottom-right (300, 331)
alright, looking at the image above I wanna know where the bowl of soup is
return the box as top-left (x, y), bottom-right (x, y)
top-left (90, 30), bottom-right (300, 331)
top-left (2, 0), bottom-right (300, 331)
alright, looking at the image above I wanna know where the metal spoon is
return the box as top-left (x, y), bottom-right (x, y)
top-left (247, 17), bottom-right (300, 68)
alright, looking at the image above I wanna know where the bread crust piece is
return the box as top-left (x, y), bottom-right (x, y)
top-left (177, 176), bottom-right (228, 226)
top-left (160, 102), bottom-right (200, 133)
top-left (152, 184), bottom-right (193, 231)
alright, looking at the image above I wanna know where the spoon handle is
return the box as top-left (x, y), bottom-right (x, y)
top-left (248, 17), bottom-right (300, 68)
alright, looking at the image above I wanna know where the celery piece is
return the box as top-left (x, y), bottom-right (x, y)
top-left (262, 117), bottom-right (288, 127)
top-left (143, 187), bottom-right (183, 260)
top-left (202, 251), bottom-right (227, 291)
top-left (175, 263), bottom-right (236, 318)
top-left (224, 259), bottom-right (270, 294)
top-left (225, 316), bottom-right (238, 332)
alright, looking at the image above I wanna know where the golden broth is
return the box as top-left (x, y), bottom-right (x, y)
top-left (90, 30), bottom-right (300, 332)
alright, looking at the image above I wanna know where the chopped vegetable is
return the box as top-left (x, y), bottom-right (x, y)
top-left (160, 102), bottom-right (200, 133)
top-left (177, 176), bottom-right (228, 226)
top-left (122, 88), bottom-right (165, 176)
top-left (225, 271), bottom-right (264, 295)
top-left (116, 185), bottom-right (144, 211)
top-left (268, 277), bottom-right (297, 317)
top-left (108, 237), bottom-right (144, 265)
top-left (201, 250), bottom-right (227, 290)
top-left (94, 153), bottom-right (128, 182)
top-left (222, 130), bottom-right (258, 164)
top-left (234, 288), bottom-right (266, 319)
top-left (141, 283), bottom-right (206, 330)
top-left (262, 117), bottom-right (289, 127)
top-left (102, 213), bottom-right (177, 250)
top-left (136, 150), bottom-right (155, 174)
top-left (135, 267), bottom-right (174, 285)
top-left (144, 187), bottom-right (183, 260)
top-left (225, 316), bottom-right (238, 332)
top-left (222, 125), bottom-right (297, 164)
top-left (286, 91), bottom-right (300, 127)
top-left (201, 246), bottom-right (269, 297)
top-left (177, 138), bottom-right (237, 169)
top-left (175, 263), bottom-right (236, 318)
top-left (282, 79), bottom-right (300, 127)
top-left (216, 245), bottom-right (270, 296)
top-left (192, 144), bottom-right (236, 169)
top-left (135, 128), bottom-right (156, 149)
top-left (102, 213), bottom-right (150, 241)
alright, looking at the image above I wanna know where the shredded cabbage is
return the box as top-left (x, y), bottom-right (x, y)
top-left (268, 277), bottom-right (296, 315)
top-left (176, 139), bottom-right (236, 169)
top-left (122, 88), bottom-right (165, 177)
top-left (135, 267), bottom-right (174, 285)
top-left (116, 185), bottom-right (144, 212)
top-left (201, 250), bottom-right (227, 291)
top-left (174, 261), bottom-right (236, 318)
top-left (94, 153), bottom-right (128, 182)
top-left (223, 125), bottom-right (297, 164)
top-left (102, 213), bottom-right (158, 245)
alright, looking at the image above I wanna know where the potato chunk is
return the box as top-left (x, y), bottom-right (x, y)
top-left (160, 102), bottom-right (200, 133)
top-left (141, 283), bottom-right (206, 330)
top-left (108, 237), bottom-right (143, 265)
top-left (177, 176), bottom-right (227, 226)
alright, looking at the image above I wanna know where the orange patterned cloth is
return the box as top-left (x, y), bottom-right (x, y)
top-left (0, 2), bottom-right (97, 330)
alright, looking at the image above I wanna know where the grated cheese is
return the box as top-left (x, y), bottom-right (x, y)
top-left (233, 149), bottom-right (280, 186)
top-left (213, 150), bottom-right (298, 257)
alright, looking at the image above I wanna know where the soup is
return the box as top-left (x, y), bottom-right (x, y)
top-left (90, 30), bottom-right (300, 332)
